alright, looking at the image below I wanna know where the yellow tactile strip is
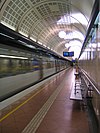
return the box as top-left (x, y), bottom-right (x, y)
top-left (0, 70), bottom-right (66, 133)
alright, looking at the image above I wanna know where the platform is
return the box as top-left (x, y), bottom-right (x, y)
top-left (0, 69), bottom-right (90, 133)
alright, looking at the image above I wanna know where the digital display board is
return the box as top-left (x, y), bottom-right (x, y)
top-left (63, 52), bottom-right (69, 56)
top-left (69, 51), bottom-right (74, 56)
top-left (63, 51), bottom-right (74, 57)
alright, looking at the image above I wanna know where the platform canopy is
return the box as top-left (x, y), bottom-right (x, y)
top-left (0, 0), bottom-right (95, 59)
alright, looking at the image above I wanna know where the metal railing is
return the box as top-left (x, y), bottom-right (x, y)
top-left (81, 69), bottom-right (100, 95)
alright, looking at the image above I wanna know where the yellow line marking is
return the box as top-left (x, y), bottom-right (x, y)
top-left (0, 76), bottom-right (57, 122)
top-left (0, 87), bottom-right (44, 122)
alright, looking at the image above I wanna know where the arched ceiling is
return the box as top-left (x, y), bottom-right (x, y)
top-left (0, 0), bottom-right (95, 59)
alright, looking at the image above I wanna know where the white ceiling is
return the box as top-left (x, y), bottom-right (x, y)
top-left (0, 0), bottom-right (95, 59)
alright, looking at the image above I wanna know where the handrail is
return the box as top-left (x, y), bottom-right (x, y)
top-left (81, 69), bottom-right (100, 95)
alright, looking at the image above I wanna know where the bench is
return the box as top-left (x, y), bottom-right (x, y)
top-left (70, 69), bottom-right (90, 110)
top-left (70, 79), bottom-right (82, 101)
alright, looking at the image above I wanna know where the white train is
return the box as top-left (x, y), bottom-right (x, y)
top-left (0, 43), bottom-right (71, 101)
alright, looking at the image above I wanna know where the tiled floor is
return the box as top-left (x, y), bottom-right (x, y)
top-left (0, 69), bottom-right (90, 133)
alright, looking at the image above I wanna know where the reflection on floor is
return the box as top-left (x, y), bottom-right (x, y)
top-left (0, 69), bottom-right (90, 133)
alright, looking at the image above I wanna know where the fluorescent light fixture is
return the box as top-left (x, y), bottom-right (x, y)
top-left (0, 33), bottom-right (14, 39)
top-left (30, 37), bottom-right (36, 42)
top-left (38, 41), bottom-right (42, 45)
top-left (47, 47), bottom-right (50, 49)
top-left (18, 40), bottom-right (36, 49)
top-left (19, 31), bottom-right (28, 37)
top-left (1, 21), bottom-right (16, 30)
top-left (42, 44), bottom-right (46, 47)
top-left (18, 40), bottom-right (28, 45)
top-left (28, 45), bottom-right (36, 49)
top-left (0, 55), bottom-right (28, 59)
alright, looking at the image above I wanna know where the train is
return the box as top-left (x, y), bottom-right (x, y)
top-left (0, 28), bottom-right (71, 101)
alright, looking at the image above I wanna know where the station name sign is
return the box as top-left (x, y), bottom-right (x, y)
top-left (63, 51), bottom-right (74, 57)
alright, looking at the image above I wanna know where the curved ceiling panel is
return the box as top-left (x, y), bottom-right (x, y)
top-left (0, 0), bottom-right (95, 59)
